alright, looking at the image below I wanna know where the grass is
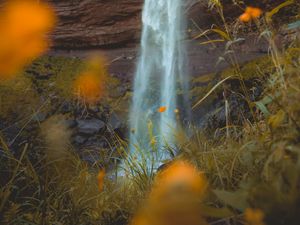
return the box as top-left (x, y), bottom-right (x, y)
top-left (0, 75), bottom-right (40, 121)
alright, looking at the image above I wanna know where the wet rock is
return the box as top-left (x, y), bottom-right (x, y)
top-left (26, 69), bottom-right (40, 77)
top-left (96, 106), bottom-right (110, 121)
top-left (194, 78), bottom-right (264, 132)
top-left (60, 101), bottom-right (73, 114)
top-left (81, 154), bottom-right (101, 166)
top-left (73, 135), bottom-right (87, 145)
top-left (86, 137), bottom-right (109, 149)
top-left (64, 119), bottom-right (77, 129)
top-left (44, 63), bottom-right (52, 70)
top-left (109, 86), bottom-right (127, 98)
top-left (26, 69), bottom-right (53, 80)
top-left (107, 113), bottom-right (123, 131)
top-left (88, 106), bottom-right (100, 114)
top-left (36, 73), bottom-right (53, 80)
top-left (33, 113), bottom-right (47, 123)
top-left (107, 112), bottom-right (127, 139)
top-left (77, 119), bottom-right (106, 135)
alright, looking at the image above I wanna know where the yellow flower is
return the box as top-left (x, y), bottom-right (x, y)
top-left (0, 0), bottom-right (56, 79)
top-left (130, 214), bottom-right (149, 225)
top-left (73, 56), bottom-right (108, 104)
top-left (74, 73), bottom-right (105, 104)
top-left (239, 6), bottom-right (263, 23)
top-left (157, 106), bottom-right (167, 113)
top-left (152, 160), bottom-right (207, 198)
top-left (97, 169), bottom-right (105, 192)
top-left (150, 137), bottom-right (157, 145)
top-left (245, 208), bottom-right (266, 225)
top-left (130, 160), bottom-right (208, 225)
top-left (239, 12), bottom-right (252, 22)
top-left (246, 7), bottom-right (263, 19)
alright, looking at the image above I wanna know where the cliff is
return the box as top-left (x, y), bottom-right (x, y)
top-left (50, 0), bottom-right (143, 48)
top-left (50, 0), bottom-right (289, 49)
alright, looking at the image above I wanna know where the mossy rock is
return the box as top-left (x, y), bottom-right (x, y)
top-left (190, 56), bottom-right (272, 130)
top-left (25, 55), bottom-right (85, 100)
top-left (0, 75), bottom-right (40, 121)
top-left (191, 55), bottom-right (273, 104)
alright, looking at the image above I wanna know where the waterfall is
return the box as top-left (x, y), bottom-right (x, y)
top-left (128, 0), bottom-right (189, 170)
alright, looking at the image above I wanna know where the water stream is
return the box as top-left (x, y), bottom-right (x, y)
top-left (128, 0), bottom-right (189, 170)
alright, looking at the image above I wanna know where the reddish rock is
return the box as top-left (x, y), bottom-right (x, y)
top-left (50, 0), bottom-right (206, 49)
top-left (50, 0), bottom-right (143, 48)
top-left (48, 0), bottom-right (294, 49)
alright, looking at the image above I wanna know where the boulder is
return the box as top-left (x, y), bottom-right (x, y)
top-left (77, 118), bottom-right (106, 135)
top-left (107, 112), bottom-right (127, 139)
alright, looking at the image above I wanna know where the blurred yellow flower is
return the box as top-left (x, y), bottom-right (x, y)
top-left (73, 56), bottom-right (108, 104)
top-left (239, 6), bottom-right (263, 23)
top-left (74, 73), bottom-right (104, 104)
top-left (130, 214), bottom-right (149, 225)
top-left (153, 160), bottom-right (207, 198)
top-left (158, 106), bottom-right (167, 113)
top-left (0, 0), bottom-right (56, 79)
top-left (131, 160), bottom-right (208, 225)
top-left (239, 12), bottom-right (252, 22)
top-left (97, 169), bottom-right (105, 192)
top-left (245, 208), bottom-right (266, 225)
top-left (246, 7), bottom-right (263, 19)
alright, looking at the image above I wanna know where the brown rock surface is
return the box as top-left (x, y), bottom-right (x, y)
top-left (50, 0), bottom-right (211, 49)
top-left (49, 0), bottom-right (292, 49)
top-left (50, 0), bottom-right (143, 48)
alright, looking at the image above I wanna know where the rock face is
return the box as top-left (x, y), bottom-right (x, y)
top-left (50, 0), bottom-right (289, 49)
top-left (50, 0), bottom-right (224, 49)
top-left (50, 0), bottom-right (143, 48)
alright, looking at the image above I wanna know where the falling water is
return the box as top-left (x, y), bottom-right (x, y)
top-left (129, 0), bottom-right (189, 170)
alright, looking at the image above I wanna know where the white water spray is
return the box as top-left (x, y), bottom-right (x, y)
top-left (129, 0), bottom-right (189, 169)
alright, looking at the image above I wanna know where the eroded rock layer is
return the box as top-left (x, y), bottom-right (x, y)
top-left (49, 0), bottom-right (291, 48)
top-left (50, 0), bottom-right (143, 48)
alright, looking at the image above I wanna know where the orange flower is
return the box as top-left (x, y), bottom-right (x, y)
top-left (245, 208), bottom-right (265, 225)
top-left (0, 0), bottom-right (56, 79)
top-left (239, 6), bottom-right (263, 22)
top-left (97, 169), bottom-right (105, 192)
top-left (131, 160), bottom-right (208, 225)
top-left (74, 73), bottom-right (105, 104)
top-left (73, 56), bottom-right (107, 104)
top-left (130, 213), bottom-right (149, 225)
top-left (246, 7), bottom-right (263, 19)
top-left (157, 106), bottom-right (167, 113)
top-left (239, 13), bottom-right (251, 22)
top-left (152, 160), bottom-right (207, 198)
top-left (2, 0), bottom-right (56, 38)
